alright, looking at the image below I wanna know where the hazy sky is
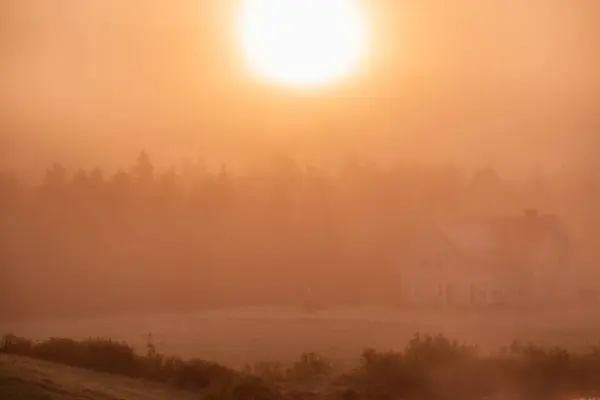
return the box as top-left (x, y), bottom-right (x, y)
top-left (1, 0), bottom-right (599, 172)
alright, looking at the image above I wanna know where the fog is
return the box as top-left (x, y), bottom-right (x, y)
top-left (1, 0), bottom-right (599, 174)
top-left (2, 0), bottom-right (600, 352)
top-left (1, 150), bottom-right (600, 321)
top-left (4, 5), bottom-right (600, 400)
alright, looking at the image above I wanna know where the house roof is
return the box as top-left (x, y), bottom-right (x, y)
top-left (439, 213), bottom-right (568, 253)
top-left (437, 219), bottom-right (501, 252)
top-left (406, 211), bottom-right (571, 273)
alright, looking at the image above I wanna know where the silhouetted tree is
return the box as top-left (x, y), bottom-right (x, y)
top-left (132, 150), bottom-right (155, 189)
top-left (41, 163), bottom-right (68, 201)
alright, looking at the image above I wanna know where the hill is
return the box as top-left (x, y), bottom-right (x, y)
top-left (0, 354), bottom-right (197, 400)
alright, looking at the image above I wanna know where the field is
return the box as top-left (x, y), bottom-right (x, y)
top-left (2, 306), bottom-right (599, 368)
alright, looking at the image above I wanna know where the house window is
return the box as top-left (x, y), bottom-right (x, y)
top-left (492, 289), bottom-right (503, 302)
top-left (478, 290), bottom-right (488, 303)
top-left (412, 288), bottom-right (420, 299)
top-left (506, 287), bottom-right (516, 299)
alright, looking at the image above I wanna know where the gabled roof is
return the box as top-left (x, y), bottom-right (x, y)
top-left (437, 218), bottom-right (501, 252)
top-left (438, 212), bottom-right (568, 253)
top-left (406, 211), bottom-right (571, 273)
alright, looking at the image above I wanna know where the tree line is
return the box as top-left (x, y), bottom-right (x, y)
top-left (1, 152), bottom-right (599, 319)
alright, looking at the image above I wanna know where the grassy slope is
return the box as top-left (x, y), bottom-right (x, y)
top-left (0, 354), bottom-right (197, 400)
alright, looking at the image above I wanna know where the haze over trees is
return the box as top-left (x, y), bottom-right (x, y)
top-left (1, 152), bottom-right (600, 320)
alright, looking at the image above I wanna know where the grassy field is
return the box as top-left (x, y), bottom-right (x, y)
top-left (0, 354), bottom-right (198, 400)
top-left (2, 306), bottom-right (599, 368)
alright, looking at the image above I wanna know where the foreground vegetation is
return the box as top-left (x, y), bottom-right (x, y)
top-left (3, 333), bottom-right (600, 399)
top-left (0, 352), bottom-right (199, 400)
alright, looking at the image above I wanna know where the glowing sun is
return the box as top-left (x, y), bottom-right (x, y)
top-left (239, 0), bottom-right (367, 87)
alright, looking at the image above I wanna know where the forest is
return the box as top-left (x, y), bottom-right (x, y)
top-left (1, 152), bottom-right (600, 320)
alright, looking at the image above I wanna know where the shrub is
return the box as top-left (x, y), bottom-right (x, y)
top-left (504, 342), bottom-right (600, 398)
top-left (31, 337), bottom-right (80, 365)
top-left (224, 375), bottom-right (282, 400)
top-left (243, 361), bottom-right (287, 383)
top-left (287, 352), bottom-right (334, 383)
top-left (171, 358), bottom-right (237, 390)
top-left (79, 338), bottom-right (138, 376)
top-left (1, 334), bottom-right (33, 355)
top-left (344, 334), bottom-right (480, 399)
top-left (0, 334), bottom-right (239, 394)
top-left (403, 333), bottom-right (477, 366)
top-left (29, 337), bottom-right (138, 376)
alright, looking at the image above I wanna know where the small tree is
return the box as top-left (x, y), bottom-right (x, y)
top-left (132, 150), bottom-right (155, 188)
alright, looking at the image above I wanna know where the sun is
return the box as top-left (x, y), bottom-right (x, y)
top-left (238, 0), bottom-right (367, 87)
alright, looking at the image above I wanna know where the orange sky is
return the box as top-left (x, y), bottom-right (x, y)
top-left (1, 0), bottom-right (599, 173)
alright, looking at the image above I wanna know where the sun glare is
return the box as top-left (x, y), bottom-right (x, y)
top-left (239, 0), bottom-right (367, 87)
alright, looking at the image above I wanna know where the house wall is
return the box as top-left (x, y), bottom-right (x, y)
top-left (398, 213), bottom-right (575, 307)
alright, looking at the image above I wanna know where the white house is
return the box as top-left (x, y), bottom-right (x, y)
top-left (399, 210), bottom-right (574, 306)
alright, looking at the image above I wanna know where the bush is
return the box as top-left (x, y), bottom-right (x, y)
top-left (171, 358), bottom-right (238, 390)
top-left (31, 337), bottom-right (80, 365)
top-left (218, 375), bottom-right (282, 400)
top-left (343, 335), bottom-right (481, 399)
top-left (0, 334), bottom-right (240, 395)
top-left (245, 353), bottom-right (334, 386)
top-left (30, 337), bottom-right (138, 376)
top-left (243, 361), bottom-right (287, 383)
top-left (503, 341), bottom-right (600, 398)
top-left (1, 334), bottom-right (33, 355)
top-left (287, 352), bottom-right (334, 383)
top-left (340, 334), bottom-right (600, 400)
top-left (403, 333), bottom-right (477, 366)
top-left (79, 338), bottom-right (138, 375)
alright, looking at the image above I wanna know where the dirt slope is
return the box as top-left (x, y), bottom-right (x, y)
top-left (0, 354), bottom-right (197, 400)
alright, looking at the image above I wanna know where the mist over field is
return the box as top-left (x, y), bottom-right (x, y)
top-left (2, 1), bottom-right (600, 399)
